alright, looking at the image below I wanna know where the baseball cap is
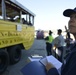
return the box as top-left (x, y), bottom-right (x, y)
top-left (63, 7), bottom-right (76, 17)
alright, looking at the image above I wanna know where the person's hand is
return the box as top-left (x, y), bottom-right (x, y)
top-left (45, 62), bottom-right (55, 71)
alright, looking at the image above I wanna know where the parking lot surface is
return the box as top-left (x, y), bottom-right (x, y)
top-left (2, 39), bottom-right (47, 75)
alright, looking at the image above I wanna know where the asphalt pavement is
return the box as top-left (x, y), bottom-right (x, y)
top-left (2, 39), bottom-right (47, 75)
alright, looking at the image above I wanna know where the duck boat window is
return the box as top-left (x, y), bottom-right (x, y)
top-left (0, 0), bottom-right (35, 26)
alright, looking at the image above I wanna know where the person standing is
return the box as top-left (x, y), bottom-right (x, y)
top-left (45, 30), bottom-right (54, 56)
top-left (53, 29), bottom-right (65, 62)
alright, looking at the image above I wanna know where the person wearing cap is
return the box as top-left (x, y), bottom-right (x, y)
top-left (45, 30), bottom-right (54, 56)
top-left (45, 7), bottom-right (76, 75)
top-left (53, 29), bottom-right (65, 62)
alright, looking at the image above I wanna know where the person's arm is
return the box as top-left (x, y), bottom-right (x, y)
top-left (48, 68), bottom-right (59, 75)
top-left (45, 63), bottom-right (59, 75)
top-left (61, 51), bottom-right (76, 75)
top-left (53, 37), bottom-right (59, 48)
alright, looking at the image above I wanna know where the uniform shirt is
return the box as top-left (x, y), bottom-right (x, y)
top-left (46, 35), bottom-right (54, 44)
top-left (53, 35), bottom-right (65, 47)
top-left (48, 35), bottom-right (54, 43)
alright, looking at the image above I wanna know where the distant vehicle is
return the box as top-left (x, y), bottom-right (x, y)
top-left (0, 0), bottom-right (35, 74)
top-left (36, 30), bottom-right (44, 39)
